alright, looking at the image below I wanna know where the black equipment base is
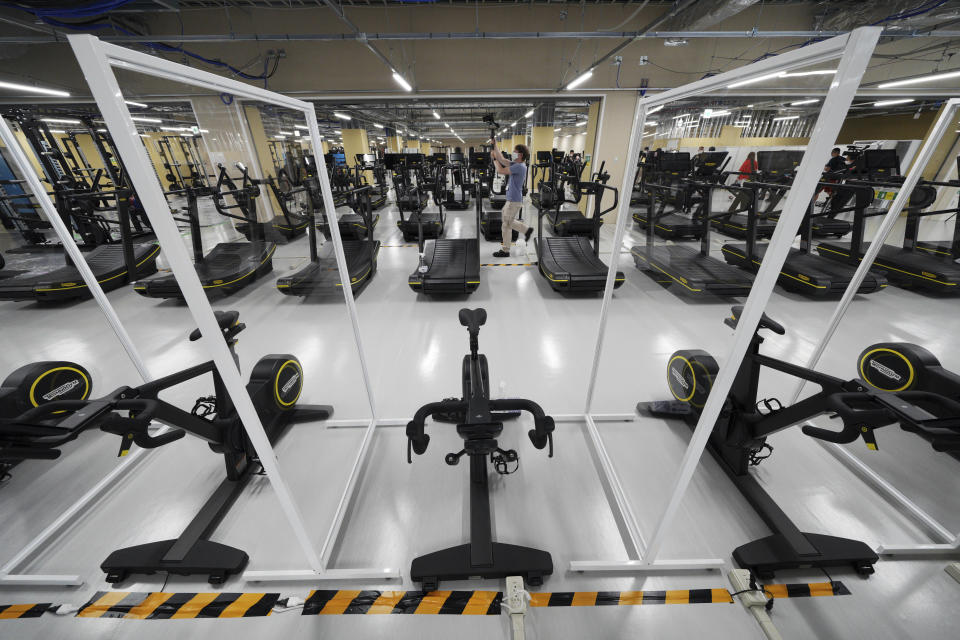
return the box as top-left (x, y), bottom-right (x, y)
top-left (101, 539), bottom-right (248, 585)
top-left (734, 533), bottom-right (877, 580)
top-left (411, 542), bottom-right (552, 591)
top-left (408, 239), bottom-right (479, 295)
top-left (817, 241), bottom-right (960, 294)
top-left (631, 244), bottom-right (753, 297)
top-left (632, 210), bottom-right (703, 240)
top-left (538, 236), bottom-right (625, 292)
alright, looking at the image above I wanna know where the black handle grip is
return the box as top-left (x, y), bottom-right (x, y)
top-left (801, 423), bottom-right (862, 444)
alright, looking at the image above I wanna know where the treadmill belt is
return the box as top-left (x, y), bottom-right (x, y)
top-left (409, 239), bottom-right (479, 294)
top-left (721, 243), bottom-right (885, 296)
top-left (539, 236), bottom-right (624, 292)
top-left (276, 240), bottom-right (379, 296)
top-left (632, 210), bottom-right (703, 239)
top-left (134, 242), bottom-right (275, 299)
top-left (0, 243), bottom-right (160, 302)
top-left (711, 214), bottom-right (776, 239)
top-left (631, 244), bottom-right (752, 296)
top-left (817, 241), bottom-right (960, 294)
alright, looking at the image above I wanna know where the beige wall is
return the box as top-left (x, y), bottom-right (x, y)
top-left (592, 91), bottom-right (639, 224)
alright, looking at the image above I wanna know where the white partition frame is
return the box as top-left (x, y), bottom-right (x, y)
top-left (572, 26), bottom-right (882, 574)
top-left (786, 99), bottom-right (960, 560)
top-left (68, 34), bottom-right (397, 583)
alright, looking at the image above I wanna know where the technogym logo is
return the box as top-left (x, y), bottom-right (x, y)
top-left (281, 371), bottom-right (300, 395)
top-left (671, 367), bottom-right (690, 390)
top-left (870, 360), bottom-right (902, 381)
top-left (42, 379), bottom-right (80, 401)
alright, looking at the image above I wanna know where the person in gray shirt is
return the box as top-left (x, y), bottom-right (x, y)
top-left (490, 141), bottom-right (533, 258)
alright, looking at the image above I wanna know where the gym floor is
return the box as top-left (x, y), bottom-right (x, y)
top-left (1, 190), bottom-right (958, 639)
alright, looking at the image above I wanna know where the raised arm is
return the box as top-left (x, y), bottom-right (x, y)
top-left (489, 140), bottom-right (511, 176)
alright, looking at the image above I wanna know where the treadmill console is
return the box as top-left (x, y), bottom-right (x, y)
top-left (537, 150), bottom-right (553, 164)
top-left (552, 151), bottom-right (566, 164)
top-left (659, 152), bottom-right (691, 173)
top-left (694, 151), bottom-right (728, 176)
top-left (431, 153), bottom-right (447, 165)
top-left (450, 152), bottom-right (464, 163)
top-left (862, 149), bottom-right (899, 176)
top-left (383, 153), bottom-right (406, 171)
top-left (469, 151), bottom-right (488, 170)
top-left (757, 150), bottom-right (803, 176)
top-left (406, 153), bottom-right (426, 168)
top-left (356, 153), bottom-right (377, 168)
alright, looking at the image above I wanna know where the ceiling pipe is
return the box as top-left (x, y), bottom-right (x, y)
top-left (3, 29), bottom-right (959, 45)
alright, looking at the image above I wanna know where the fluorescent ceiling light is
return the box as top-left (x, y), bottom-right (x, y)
top-left (131, 116), bottom-right (161, 123)
top-left (672, 113), bottom-right (691, 120)
top-left (0, 80), bottom-right (70, 97)
top-left (124, 100), bottom-right (148, 108)
top-left (97, 128), bottom-right (106, 132)
top-left (553, 127), bottom-right (561, 132)
top-left (783, 69), bottom-right (837, 77)
top-left (746, 104), bottom-right (755, 108)
top-left (432, 111), bottom-right (440, 119)
top-left (642, 132), bottom-right (655, 138)
top-left (727, 71), bottom-right (785, 89)
top-left (41, 117), bottom-right (80, 124)
top-left (48, 129), bottom-right (66, 134)
top-left (576, 120), bottom-right (588, 127)
top-left (647, 105), bottom-right (663, 114)
top-left (524, 109), bottom-right (534, 118)
top-left (644, 121), bottom-right (657, 126)
top-left (683, 121), bottom-right (700, 127)
top-left (138, 133), bottom-right (150, 138)
top-left (295, 124), bottom-right (309, 130)
top-left (702, 109), bottom-right (731, 118)
top-left (160, 126), bottom-right (188, 132)
top-left (873, 98), bottom-right (914, 107)
top-left (565, 70), bottom-right (594, 91)
top-left (279, 130), bottom-right (293, 135)
top-left (511, 121), bottom-right (517, 126)
top-left (772, 115), bottom-right (800, 121)
top-left (790, 99), bottom-right (819, 106)
top-left (879, 69), bottom-right (960, 89)
top-left (334, 112), bottom-right (351, 120)
top-left (392, 72), bottom-right (413, 92)
top-left (275, 134), bottom-right (287, 138)
top-left (373, 123), bottom-right (384, 129)
top-left (444, 123), bottom-right (450, 128)
top-left (334, 129), bottom-right (342, 134)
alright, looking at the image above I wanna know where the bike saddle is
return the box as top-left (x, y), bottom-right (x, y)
top-left (459, 308), bottom-right (487, 332)
top-left (725, 305), bottom-right (785, 335)
top-left (189, 310), bottom-right (243, 341)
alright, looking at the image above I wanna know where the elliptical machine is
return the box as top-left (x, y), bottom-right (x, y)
top-left (405, 308), bottom-right (556, 590)
top-left (6, 310), bottom-right (331, 584)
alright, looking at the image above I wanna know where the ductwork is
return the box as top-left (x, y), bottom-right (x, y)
top-left (822, 0), bottom-right (960, 32)
top-left (657, 0), bottom-right (761, 31)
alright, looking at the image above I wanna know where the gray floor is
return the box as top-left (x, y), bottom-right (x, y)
top-left (1, 188), bottom-right (959, 638)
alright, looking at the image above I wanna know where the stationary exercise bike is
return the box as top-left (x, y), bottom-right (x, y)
top-left (406, 308), bottom-right (556, 590)
top-left (644, 306), bottom-right (960, 578)
top-left (0, 360), bottom-right (92, 482)
top-left (7, 310), bottom-right (331, 584)
top-left (857, 342), bottom-right (960, 457)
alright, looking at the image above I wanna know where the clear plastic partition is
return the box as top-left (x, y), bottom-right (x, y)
top-left (781, 99), bottom-right (960, 557)
top-left (0, 112), bottom-right (153, 587)
top-left (576, 27), bottom-right (884, 576)
top-left (56, 34), bottom-right (389, 586)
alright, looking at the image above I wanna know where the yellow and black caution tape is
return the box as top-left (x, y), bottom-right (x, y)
top-left (76, 591), bottom-right (279, 619)
top-left (481, 262), bottom-right (538, 267)
top-left (0, 604), bottom-right (52, 619)
top-left (0, 582), bottom-right (851, 622)
top-left (302, 590), bottom-right (502, 615)
top-left (763, 581), bottom-right (851, 599)
top-left (530, 589), bottom-right (733, 607)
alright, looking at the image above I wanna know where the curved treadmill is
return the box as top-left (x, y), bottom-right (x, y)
top-left (277, 185), bottom-right (379, 297)
top-left (0, 243), bottom-right (159, 302)
top-left (409, 163), bottom-right (480, 295)
top-left (537, 178), bottom-right (624, 293)
top-left (632, 182), bottom-right (752, 297)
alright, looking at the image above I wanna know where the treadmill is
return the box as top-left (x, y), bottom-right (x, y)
top-left (544, 153), bottom-right (593, 237)
top-left (632, 180), bottom-right (753, 297)
top-left (537, 162), bottom-right (625, 292)
top-left (440, 153), bottom-right (471, 211)
top-left (277, 184), bottom-right (379, 296)
top-left (134, 164), bottom-right (275, 299)
top-left (315, 163), bottom-right (381, 242)
top-left (234, 172), bottom-right (311, 242)
top-left (354, 153), bottom-right (388, 209)
top-left (721, 181), bottom-right (887, 297)
top-left (395, 154), bottom-right (445, 242)
top-left (913, 155), bottom-right (960, 260)
top-left (408, 162), bottom-right (480, 295)
top-left (712, 151), bottom-right (797, 240)
top-left (632, 152), bottom-right (721, 240)
top-left (817, 149), bottom-right (960, 294)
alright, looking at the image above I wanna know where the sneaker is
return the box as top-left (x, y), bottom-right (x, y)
top-left (524, 227), bottom-right (534, 243)
top-left (493, 250), bottom-right (510, 258)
